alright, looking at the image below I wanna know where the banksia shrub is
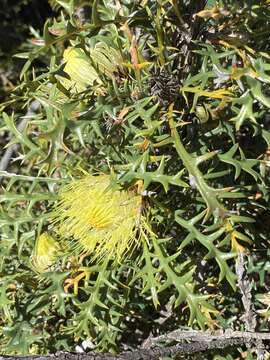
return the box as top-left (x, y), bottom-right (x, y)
top-left (1, 0), bottom-right (270, 358)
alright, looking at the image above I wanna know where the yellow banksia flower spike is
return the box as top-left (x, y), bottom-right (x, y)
top-left (90, 42), bottom-right (124, 77)
top-left (62, 48), bottom-right (101, 92)
top-left (61, 44), bottom-right (123, 93)
top-left (52, 174), bottom-right (147, 263)
top-left (32, 232), bottom-right (60, 273)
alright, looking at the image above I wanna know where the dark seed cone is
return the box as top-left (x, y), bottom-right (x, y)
top-left (150, 69), bottom-right (180, 106)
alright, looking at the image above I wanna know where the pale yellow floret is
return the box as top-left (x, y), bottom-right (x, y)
top-left (53, 174), bottom-right (145, 263)
top-left (32, 232), bottom-right (60, 272)
top-left (62, 48), bottom-right (100, 92)
top-left (60, 45), bottom-right (123, 93)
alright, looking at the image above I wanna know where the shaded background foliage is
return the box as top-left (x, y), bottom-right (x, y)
top-left (0, 0), bottom-right (53, 100)
top-left (1, 1), bottom-right (270, 359)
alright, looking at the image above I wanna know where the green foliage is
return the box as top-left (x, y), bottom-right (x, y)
top-left (1, 0), bottom-right (270, 356)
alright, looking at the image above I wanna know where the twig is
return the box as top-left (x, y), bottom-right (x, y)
top-left (115, 338), bottom-right (243, 359)
top-left (236, 252), bottom-right (265, 359)
top-left (0, 338), bottom-right (245, 360)
top-left (1, 329), bottom-right (269, 360)
top-left (0, 100), bottom-right (40, 179)
top-left (142, 329), bottom-right (270, 349)
top-left (236, 253), bottom-right (256, 332)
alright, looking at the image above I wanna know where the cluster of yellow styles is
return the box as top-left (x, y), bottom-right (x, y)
top-left (32, 174), bottom-right (146, 273)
